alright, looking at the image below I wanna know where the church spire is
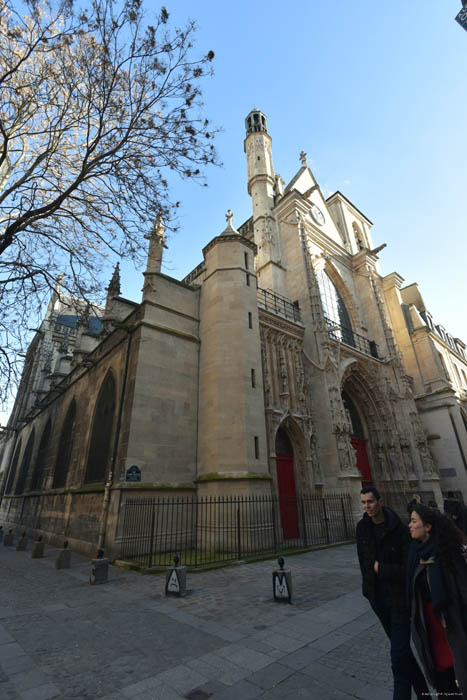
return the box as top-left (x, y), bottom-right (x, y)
top-left (102, 262), bottom-right (121, 330)
top-left (106, 262), bottom-right (121, 300)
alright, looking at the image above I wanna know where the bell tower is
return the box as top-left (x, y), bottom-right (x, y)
top-left (244, 109), bottom-right (286, 295)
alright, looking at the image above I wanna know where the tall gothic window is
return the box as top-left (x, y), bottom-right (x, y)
top-left (85, 371), bottom-right (116, 484)
top-left (30, 420), bottom-right (52, 491)
top-left (15, 429), bottom-right (35, 494)
top-left (317, 269), bottom-right (355, 347)
top-left (5, 439), bottom-right (22, 494)
top-left (53, 400), bottom-right (76, 488)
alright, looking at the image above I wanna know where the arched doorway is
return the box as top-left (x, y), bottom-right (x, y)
top-left (275, 428), bottom-right (299, 539)
top-left (342, 390), bottom-right (372, 487)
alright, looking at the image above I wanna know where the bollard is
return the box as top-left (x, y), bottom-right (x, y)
top-left (90, 548), bottom-right (109, 585)
top-left (55, 540), bottom-right (71, 569)
top-left (4, 529), bottom-right (14, 547)
top-left (31, 536), bottom-right (45, 559)
top-left (165, 554), bottom-right (187, 597)
top-left (16, 531), bottom-right (28, 551)
top-left (272, 556), bottom-right (293, 604)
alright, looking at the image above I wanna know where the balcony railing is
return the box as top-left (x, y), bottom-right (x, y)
top-left (324, 317), bottom-right (379, 358)
top-left (257, 288), bottom-right (302, 323)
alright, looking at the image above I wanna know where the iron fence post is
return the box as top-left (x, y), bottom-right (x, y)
top-left (148, 504), bottom-right (156, 568)
top-left (237, 506), bottom-right (241, 560)
top-left (271, 499), bottom-right (278, 552)
top-left (322, 498), bottom-right (330, 544)
top-left (341, 497), bottom-right (349, 539)
top-left (300, 497), bottom-right (308, 547)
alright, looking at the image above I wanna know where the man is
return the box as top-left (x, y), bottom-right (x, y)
top-left (356, 486), bottom-right (428, 700)
top-left (444, 497), bottom-right (467, 535)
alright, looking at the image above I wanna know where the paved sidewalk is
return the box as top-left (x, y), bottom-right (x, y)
top-left (0, 540), bottom-right (395, 700)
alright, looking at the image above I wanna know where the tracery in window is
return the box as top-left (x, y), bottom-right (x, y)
top-left (317, 269), bottom-right (355, 347)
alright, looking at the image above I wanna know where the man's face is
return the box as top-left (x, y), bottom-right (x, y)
top-left (360, 492), bottom-right (383, 520)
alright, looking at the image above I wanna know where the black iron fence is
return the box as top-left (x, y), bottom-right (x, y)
top-left (324, 317), bottom-right (379, 359)
top-left (119, 493), bottom-right (354, 568)
top-left (257, 288), bottom-right (302, 324)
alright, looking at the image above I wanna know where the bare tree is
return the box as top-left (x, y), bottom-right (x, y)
top-left (0, 0), bottom-right (219, 406)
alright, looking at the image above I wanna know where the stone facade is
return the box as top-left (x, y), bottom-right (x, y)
top-left (1, 109), bottom-right (462, 557)
top-left (383, 278), bottom-right (467, 500)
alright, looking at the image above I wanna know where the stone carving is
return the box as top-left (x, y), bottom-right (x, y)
top-left (376, 444), bottom-right (390, 481)
top-left (400, 436), bottom-right (417, 481)
top-left (336, 429), bottom-right (358, 474)
top-left (310, 435), bottom-right (323, 485)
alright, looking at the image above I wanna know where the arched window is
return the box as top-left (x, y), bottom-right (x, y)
top-left (275, 428), bottom-right (293, 456)
top-left (317, 269), bottom-right (355, 347)
top-left (15, 429), bottom-right (35, 494)
top-left (438, 353), bottom-right (450, 381)
top-left (352, 222), bottom-right (366, 250)
top-left (85, 371), bottom-right (116, 484)
top-left (5, 439), bottom-right (22, 494)
top-left (30, 420), bottom-right (52, 491)
top-left (53, 400), bottom-right (76, 488)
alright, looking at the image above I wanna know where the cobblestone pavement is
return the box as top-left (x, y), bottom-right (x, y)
top-left (0, 540), bottom-right (399, 700)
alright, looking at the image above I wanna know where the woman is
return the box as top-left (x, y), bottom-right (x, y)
top-left (407, 503), bottom-right (467, 698)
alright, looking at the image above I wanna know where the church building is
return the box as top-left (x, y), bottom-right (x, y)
top-left (1, 110), bottom-right (462, 557)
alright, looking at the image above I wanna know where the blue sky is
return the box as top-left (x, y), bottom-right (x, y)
top-left (121, 0), bottom-right (467, 342)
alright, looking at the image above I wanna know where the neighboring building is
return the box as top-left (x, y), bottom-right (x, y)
top-left (384, 280), bottom-right (467, 499)
top-left (0, 110), bottom-right (454, 556)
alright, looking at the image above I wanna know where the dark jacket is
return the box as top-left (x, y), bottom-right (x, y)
top-left (407, 541), bottom-right (467, 697)
top-left (356, 507), bottom-right (410, 610)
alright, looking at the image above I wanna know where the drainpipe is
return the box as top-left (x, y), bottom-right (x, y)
top-left (97, 325), bottom-right (133, 552)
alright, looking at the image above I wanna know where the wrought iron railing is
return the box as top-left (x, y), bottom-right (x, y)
top-left (324, 317), bottom-right (379, 358)
top-left (119, 493), bottom-right (354, 568)
top-left (257, 288), bottom-right (302, 324)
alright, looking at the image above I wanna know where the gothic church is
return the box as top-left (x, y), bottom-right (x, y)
top-left (1, 110), bottom-right (463, 557)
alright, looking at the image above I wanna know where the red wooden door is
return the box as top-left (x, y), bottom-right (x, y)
top-left (351, 437), bottom-right (372, 487)
top-left (276, 455), bottom-right (299, 539)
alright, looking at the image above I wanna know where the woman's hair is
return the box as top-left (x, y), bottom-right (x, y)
top-left (411, 503), bottom-right (466, 570)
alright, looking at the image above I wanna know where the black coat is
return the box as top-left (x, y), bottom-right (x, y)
top-left (356, 507), bottom-right (410, 610)
top-left (407, 541), bottom-right (467, 697)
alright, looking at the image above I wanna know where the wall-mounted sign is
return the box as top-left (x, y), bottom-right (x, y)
top-left (125, 465), bottom-right (142, 482)
top-left (455, 6), bottom-right (467, 31)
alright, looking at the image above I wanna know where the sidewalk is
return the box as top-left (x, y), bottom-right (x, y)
top-left (0, 541), bottom-right (394, 700)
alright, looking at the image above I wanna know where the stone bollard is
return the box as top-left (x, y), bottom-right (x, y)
top-left (55, 540), bottom-right (71, 569)
top-left (4, 529), bottom-right (14, 547)
top-left (0, 526), bottom-right (3, 543)
top-left (272, 556), bottom-right (293, 604)
top-left (32, 536), bottom-right (45, 559)
top-left (16, 531), bottom-right (28, 551)
top-left (165, 554), bottom-right (187, 597)
top-left (90, 548), bottom-right (109, 585)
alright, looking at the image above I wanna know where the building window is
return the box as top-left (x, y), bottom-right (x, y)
top-left (5, 440), bottom-right (22, 494)
top-left (244, 252), bottom-right (249, 269)
top-left (53, 399), bottom-right (77, 488)
top-left (85, 371), bottom-right (116, 484)
top-left (15, 429), bottom-right (35, 494)
top-left (251, 369), bottom-right (256, 388)
top-left (30, 420), bottom-right (52, 491)
top-left (438, 353), bottom-right (451, 381)
top-left (248, 312), bottom-right (252, 329)
top-left (317, 269), bottom-right (355, 346)
top-left (246, 273), bottom-right (250, 286)
top-left (254, 436), bottom-right (259, 459)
